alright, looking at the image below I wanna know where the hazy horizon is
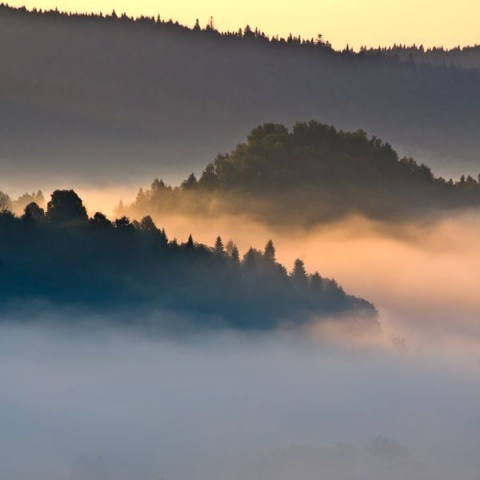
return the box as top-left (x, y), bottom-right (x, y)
top-left (4, 0), bottom-right (480, 50)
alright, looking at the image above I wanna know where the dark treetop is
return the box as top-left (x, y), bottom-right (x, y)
top-left (1, 4), bottom-right (480, 187)
top-left (122, 121), bottom-right (480, 225)
top-left (0, 190), bottom-right (376, 330)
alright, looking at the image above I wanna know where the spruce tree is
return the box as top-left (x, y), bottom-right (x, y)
top-left (264, 240), bottom-right (276, 262)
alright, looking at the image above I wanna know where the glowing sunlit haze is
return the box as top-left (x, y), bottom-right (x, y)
top-left (6, 0), bottom-right (479, 49)
top-left (2, 1), bottom-right (480, 477)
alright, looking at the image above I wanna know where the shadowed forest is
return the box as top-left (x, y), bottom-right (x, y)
top-left (0, 189), bottom-right (376, 329)
top-left (118, 121), bottom-right (480, 225)
top-left (365, 44), bottom-right (480, 69)
top-left (1, 3), bottom-right (480, 192)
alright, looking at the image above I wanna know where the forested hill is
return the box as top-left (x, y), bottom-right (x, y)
top-left (364, 45), bottom-right (480, 70)
top-left (1, 4), bottom-right (480, 190)
top-left (0, 190), bottom-right (377, 329)
top-left (121, 121), bottom-right (480, 224)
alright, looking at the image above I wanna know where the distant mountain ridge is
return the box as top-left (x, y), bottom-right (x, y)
top-left (1, 3), bottom-right (480, 190)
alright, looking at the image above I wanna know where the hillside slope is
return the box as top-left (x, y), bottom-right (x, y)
top-left (1, 5), bottom-right (480, 189)
top-left (121, 122), bottom-right (480, 225)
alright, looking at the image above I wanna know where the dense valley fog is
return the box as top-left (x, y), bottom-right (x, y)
top-left (1, 205), bottom-right (480, 479)
top-left (43, 186), bottom-right (480, 349)
top-left (1, 317), bottom-right (479, 480)
top-left (87, 207), bottom-right (480, 348)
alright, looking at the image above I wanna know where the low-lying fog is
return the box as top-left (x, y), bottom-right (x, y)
top-left (3, 194), bottom-right (480, 479)
top-left (1, 320), bottom-right (479, 480)
top-left (128, 209), bottom-right (480, 349)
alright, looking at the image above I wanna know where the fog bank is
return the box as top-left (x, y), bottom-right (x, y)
top-left (2, 199), bottom-right (480, 479)
top-left (121, 209), bottom-right (480, 350)
top-left (0, 321), bottom-right (480, 480)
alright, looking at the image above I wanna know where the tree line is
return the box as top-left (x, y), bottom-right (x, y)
top-left (2, 3), bottom-right (480, 185)
top-left (120, 121), bottom-right (480, 225)
top-left (0, 190), bottom-right (45, 215)
top-left (0, 3), bottom-right (336, 52)
top-left (5, 2), bottom-right (480, 61)
top-left (0, 189), bottom-right (376, 330)
top-left (361, 44), bottom-right (480, 70)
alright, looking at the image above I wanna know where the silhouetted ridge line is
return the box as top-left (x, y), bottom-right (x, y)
top-left (120, 121), bottom-right (480, 225)
top-left (0, 3), bottom-right (338, 52)
top-left (3, 3), bottom-right (479, 58)
top-left (0, 189), bottom-right (377, 330)
top-left (1, 4), bottom-right (479, 187)
top-left (362, 44), bottom-right (480, 70)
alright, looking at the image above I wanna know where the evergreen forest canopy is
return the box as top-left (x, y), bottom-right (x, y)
top-left (2, 3), bottom-right (478, 59)
top-left (0, 3), bottom-right (337, 50)
top-left (0, 189), bottom-right (376, 330)
top-left (120, 121), bottom-right (480, 225)
top-left (364, 44), bottom-right (480, 70)
top-left (1, 3), bottom-right (480, 190)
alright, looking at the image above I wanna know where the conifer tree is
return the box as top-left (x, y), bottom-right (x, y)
top-left (231, 245), bottom-right (240, 264)
top-left (291, 259), bottom-right (308, 287)
top-left (214, 236), bottom-right (224, 254)
top-left (264, 240), bottom-right (276, 262)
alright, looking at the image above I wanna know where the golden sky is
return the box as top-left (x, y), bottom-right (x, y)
top-left (6, 0), bottom-right (480, 49)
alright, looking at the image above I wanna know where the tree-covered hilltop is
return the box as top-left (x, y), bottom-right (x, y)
top-left (1, 3), bottom-right (480, 189)
top-left (364, 44), bottom-right (480, 70)
top-left (0, 190), bottom-right (376, 330)
top-left (121, 121), bottom-right (480, 225)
